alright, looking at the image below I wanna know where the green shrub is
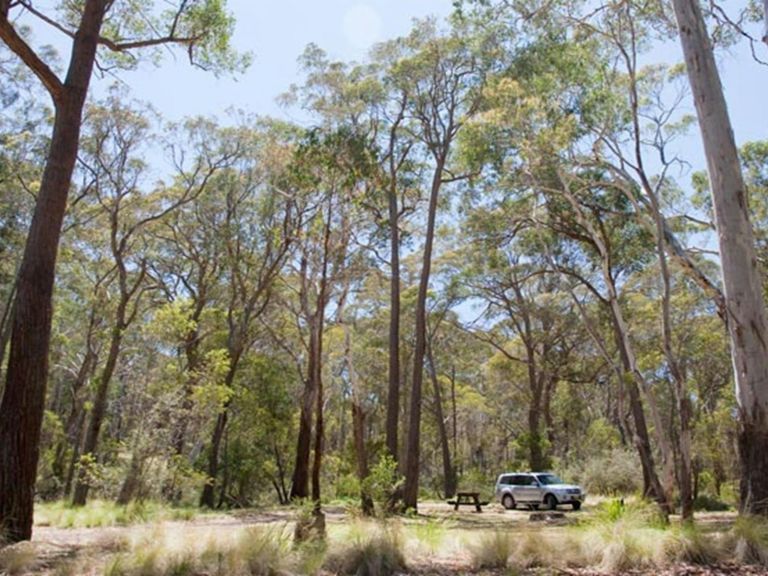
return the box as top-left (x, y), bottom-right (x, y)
top-left (693, 494), bottom-right (731, 511)
top-left (362, 455), bottom-right (402, 515)
top-left (579, 449), bottom-right (642, 495)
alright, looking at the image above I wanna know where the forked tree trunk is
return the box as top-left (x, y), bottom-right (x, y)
top-left (426, 344), bottom-right (456, 498)
top-left (672, 0), bottom-right (768, 516)
top-left (384, 101), bottom-right (408, 465)
top-left (403, 160), bottom-right (444, 511)
top-left (200, 358), bottom-right (239, 508)
top-left (386, 174), bottom-right (402, 463)
top-left (290, 322), bottom-right (320, 501)
top-left (345, 320), bottom-right (374, 515)
top-left (73, 310), bottom-right (126, 506)
top-left (52, 340), bottom-right (97, 491)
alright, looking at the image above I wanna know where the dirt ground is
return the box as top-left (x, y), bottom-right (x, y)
top-left (5, 501), bottom-right (767, 575)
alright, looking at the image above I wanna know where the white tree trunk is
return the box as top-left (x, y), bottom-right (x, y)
top-left (763, 0), bottom-right (768, 45)
top-left (672, 0), bottom-right (768, 514)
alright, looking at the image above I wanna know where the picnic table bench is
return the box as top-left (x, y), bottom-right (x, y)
top-left (447, 491), bottom-right (490, 512)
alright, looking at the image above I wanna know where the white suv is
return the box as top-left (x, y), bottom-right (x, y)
top-left (495, 472), bottom-right (584, 511)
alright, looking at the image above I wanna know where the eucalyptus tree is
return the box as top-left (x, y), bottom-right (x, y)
top-left (396, 20), bottom-right (485, 511)
top-left (285, 43), bottom-right (423, 469)
top-left (460, 239), bottom-right (582, 472)
top-left (0, 0), bottom-right (244, 540)
top-left (0, 45), bottom-right (49, 380)
top-left (67, 96), bottom-right (237, 506)
top-left (282, 128), bottom-right (375, 529)
top-left (199, 120), bottom-right (298, 509)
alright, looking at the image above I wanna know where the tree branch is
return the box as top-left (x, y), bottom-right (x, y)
top-left (0, 17), bottom-right (63, 101)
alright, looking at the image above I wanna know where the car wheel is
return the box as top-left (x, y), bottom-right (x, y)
top-left (545, 494), bottom-right (557, 510)
top-left (502, 494), bottom-right (516, 510)
top-left (572, 501), bottom-right (581, 511)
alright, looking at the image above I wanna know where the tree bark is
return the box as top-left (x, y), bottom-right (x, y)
top-left (0, 2), bottom-right (107, 541)
top-left (52, 341), bottom-right (98, 492)
top-left (386, 176), bottom-right (402, 463)
top-left (403, 159), bottom-right (444, 511)
top-left (672, 0), bottom-right (768, 516)
top-left (72, 302), bottom-right (127, 506)
top-left (426, 343), bottom-right (456, 498)
top-left (200, 359), bottom-right (238, 508)
top-left (290, 321), bottom-right (319, 501)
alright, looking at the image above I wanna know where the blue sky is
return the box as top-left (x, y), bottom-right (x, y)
top-left (107, 1), bottom-right (766, 165)
top-left (103, 1), bottom-right (453, 121)
top-left (15, 2), bottom-right (768, 172)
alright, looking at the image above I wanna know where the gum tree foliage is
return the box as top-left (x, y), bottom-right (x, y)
top-left (0, 0), bottom-right (245, 541)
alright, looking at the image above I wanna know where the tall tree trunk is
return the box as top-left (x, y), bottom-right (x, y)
top-left (403, 160), bottom-right (444, 511)
top-left (172, 324), bottom-right (202, 457)
top-left (610, 311), bottom-right (671, 515)
top-left (72, 308), bottom-right (126, 506)
top-left (351, 400), bottom-right (374, 515)
top-left (0, 1), bottom-right (107, 541)
top-left (649, 188), bottom-right (695, 522)
top-left (200, 358), bottom-right (238, 508)
top-left (116, 451), bottom-right (142, 505)
top-left (672, 0), bottom-right (768, 516)
top-left (426, 343), bottom-right (456, 498)
top-left (290, 325), bottom-right (319, 501)
top-left (345, 319), bottom-right (374, 515)
top-left (52, 343), bottom-right (97, 491)
top-left (558, 180), bottom-right (672, 516)
top-left (311, 320), bottom-right (325, 505)
top-left (386, 179), bottom-right (401, 463)
top-left (63, 409), bottom-right (87, 498)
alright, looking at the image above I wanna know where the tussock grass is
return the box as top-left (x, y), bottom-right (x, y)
top-left (325, 522), bottom-right (406, 576)
top-left (103, 524), bottom-right (296, 576)
top-left (513, 531), bottom-right (560, 569)
top-left (0, 541), bottom-right (39, 575)
top-left (664, 525), bottom-right (724, 566)
top-left (731, 514), bottom-right (768, 565)
top-left (408, 517), bottom-right (449, 555)
top-left (469, 530), bottom-right (515, 570)
top-left (36, 500), bottom-right (201, 529)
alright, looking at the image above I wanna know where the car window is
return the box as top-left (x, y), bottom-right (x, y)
top-left (501, 475), bottom-right (513, 485)
top-left (537, 474), bottom-right (564, 485)
top-left (517, 475), bottom-right (532, 486)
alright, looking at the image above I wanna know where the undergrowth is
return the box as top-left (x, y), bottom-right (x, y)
top-left (35, 500), bottom-right (202, 528)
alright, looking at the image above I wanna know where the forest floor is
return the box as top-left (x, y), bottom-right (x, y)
top-left (2, 501), bottom-right (767, 575)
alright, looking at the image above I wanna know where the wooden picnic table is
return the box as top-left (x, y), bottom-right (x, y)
top-left (447, 491), bottom-right (489, 512)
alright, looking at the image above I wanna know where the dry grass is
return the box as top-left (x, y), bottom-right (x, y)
top-left (469, 530), bottom-right (516, 570)
top-left (20, 500), bottom-right (765, 574)
top-left (730, 515), bottom-right (768, 566)
top-left (0, 541), bottom-right (39, 575)
top-left (324, 522), bottom-right (406, 576)
top-left (102, 524), bottom-right (296, 575)
top-left (35, 500), bottom-right (200, 529)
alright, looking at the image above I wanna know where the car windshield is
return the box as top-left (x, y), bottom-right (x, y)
top-left (536, 474), bottom-right (564, 485)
